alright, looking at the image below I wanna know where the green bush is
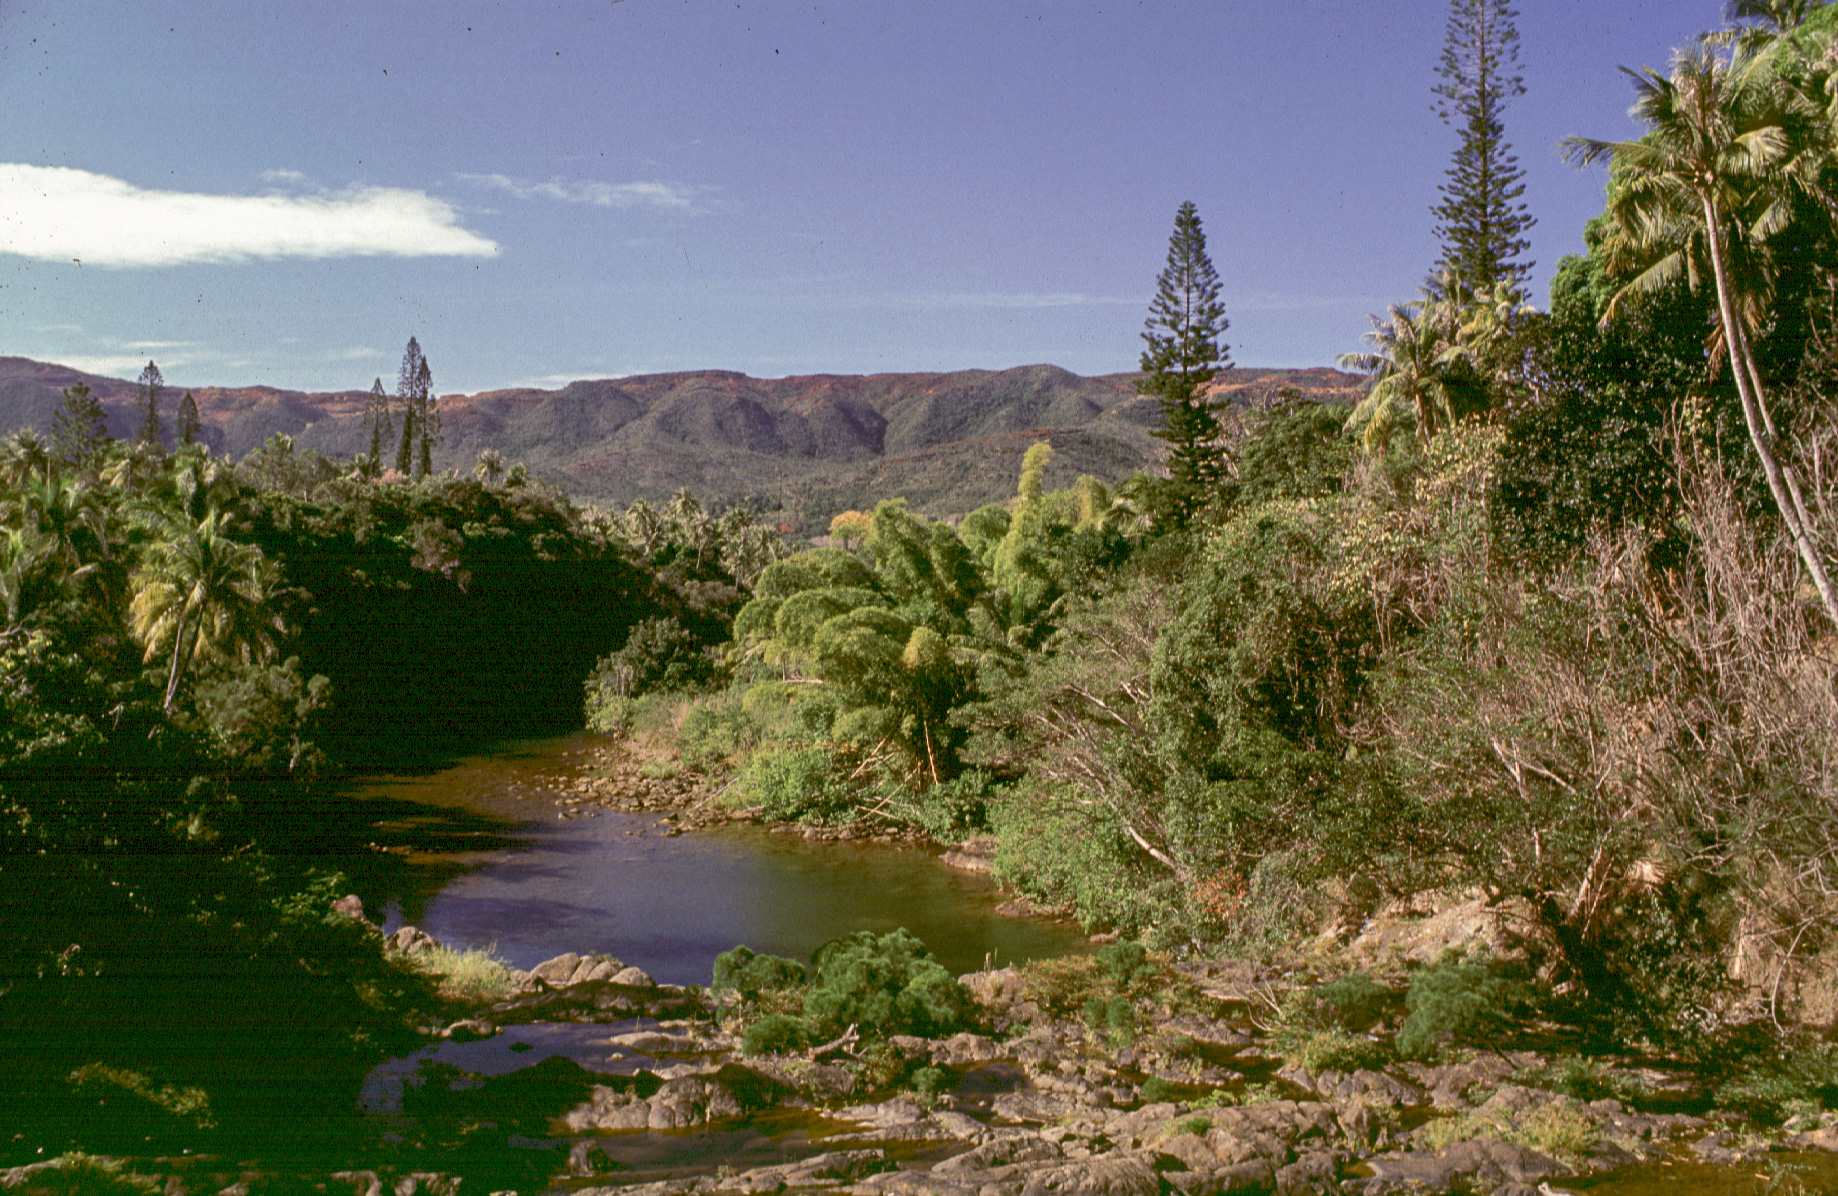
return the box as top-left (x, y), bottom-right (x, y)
top-left (909, 1065), bottom-right (948, 1106)
top-left (1281, 1026), bottom-right (1392, 1074)
top-left (803, 929), bottom-right (974, 1040)
top-left (711, 945), bottom-right (807, 1002)
top-left (740, 1013), bottom-right (813, 1057)
top-left (678, 694), bottom-right (761, 773)
top-left (742, 743), bottom-right (861, 823)
top-left (1714, 1032), bottom-right (1838, 1124)
top-left (1137, 1076), bottom-right (1179, 1105)
top-left (1082, 993), bottom-right (1138, 1045)
top-left (1397, 951), bottom-right (1533, 1061)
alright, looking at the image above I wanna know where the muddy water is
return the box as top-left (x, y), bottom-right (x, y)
top-left (347, 733), bottom-right (1090, 985)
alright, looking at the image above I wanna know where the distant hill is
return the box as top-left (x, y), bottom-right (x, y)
top-left (0, 357), bottom-right (1364, 532)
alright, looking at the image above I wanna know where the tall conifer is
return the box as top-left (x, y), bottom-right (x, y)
top-left (136, 360), bottom-right (166, 447)
top-left (394, 338), bottom-right (424, 477)
top-left (1431, 0), bottom-right (1534, 290)
top-left (362, 378), bottom-right (391, 472)
top-left (175, 392), bottom-right (202, 446)
top-left (1138, 201), bottom-right (1231, 524)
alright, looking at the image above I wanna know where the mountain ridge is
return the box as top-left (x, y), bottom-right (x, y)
top-left (0, 356), bottom-right (1364, 530)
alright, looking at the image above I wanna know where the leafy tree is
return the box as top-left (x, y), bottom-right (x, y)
top-left (174, 392), bottom-right (202, 447)
top-left (50, 383), bottom-right (111, 470)
top-left (1564, 38), bottom-right (1838, 626)
top-left (1139, 201), bottom-right (1231, 523)
top-left (1432, 0), bottom-right (1535, 290)
top-left (134, 361), bottom-right (166, 448)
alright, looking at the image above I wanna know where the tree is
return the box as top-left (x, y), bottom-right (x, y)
top-left (394, 339), bottom-right (426, 477)
top-left (129, 504), bottom-right (284, 712)
top-left (135, 360), bottom-right (166, 447)
top-left (49, 383), bottom-right (111, 469)
top-left (1563, 39), bottom-right (1838, 627)
top-left (362, 378), bottom-right (391, 472)
top-left (415, 357), bottom-right (438, 478)
top-left (1431, 0), bottom-right (1535, 290)
top-left (1139, 201), bottom-right (1232, 523)
top-left (175, 392), bottom-right (202, 447)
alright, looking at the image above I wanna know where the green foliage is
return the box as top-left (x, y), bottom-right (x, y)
top-left (1714, 1032), bottom-right (1838, 1124)
top-left (1138, 1076), bottom-right (1180, 1105)
top-left (1138, 201), bottom-right (1232, 524)
top-left (802, 929), bottom-right (974, 1040)
top-left (1397, 951), bottom-right (1532, 1061)
top-left (740, 1014), bottom-right (814, 1057)
top-left (405, 942), bottom-right (522, 1006)
top-left (15, 1154), bottom-right (164, 1196)
top-left (742, 744), bottom-right (862, 824)
top-left (1430, 0), bottom-right (1533, 290)
top-left (1082, 993), bottom-right (1138, 1045)
top-left (1274, 972), bottom-right (1395, 1070)
top-left (1510, 1055), bottom-right (1648, 1105)
top-left (584, 615), bottom-right (718, 707)
top-left (1280, 1026), bottom-right (1392, 1074)
top-left (909, 1065), bottom-right (948, 1106)
top-left (1232, 400), bottom-right (1354, 506)
top-left (712, 945), bottom-right (808, 1002)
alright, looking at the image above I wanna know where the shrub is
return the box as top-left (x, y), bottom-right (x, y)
top-left (1511, 1055), bottom-right (1647, 1105)
top-left (1397, 951), bottom-right (1533, 1061)
top-left (742, 743), bottom-right (862, 824)
top-left (1138, 1076), bottom-right (1180, 1105)
top-left (909, 1065), bottom-right (948, 1106)
top-left (711, 945), bottom-right (807, 1002)
top-left (1280, 1026), bottom-right (1392, 1074)
top-left (803, 929), bottom-right (974, 1040)
top-left (1714, 1032), bottom-right (1838, 1124)
top-left (678, 694), bottom-right (761, 774)
top-left (1082, 994), bottom-right (1138, 1045)
top-left (740, 1013), bottom-right (813, 1057)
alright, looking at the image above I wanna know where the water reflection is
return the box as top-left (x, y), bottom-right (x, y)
top-left (347, 734), bottom-right (1090, 985)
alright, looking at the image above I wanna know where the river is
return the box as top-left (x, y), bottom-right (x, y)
top-left (344, 732), bottom-right (1091, 986)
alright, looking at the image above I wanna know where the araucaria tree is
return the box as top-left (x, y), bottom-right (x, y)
top-left (174, 392), bottom-right (202, 446)
top-left (393, 338), bottom-right (433, 478)
top-left (362, 378), bottom-right (391, 472)
top-left (1432, 0), bottom-right (1535, 290)
top-left (1139, 201), bottom-right (1231, 524)
top-left (50, 383), bottom-right (111, 469)
top-left (136, 360), bottom-right (165, 447)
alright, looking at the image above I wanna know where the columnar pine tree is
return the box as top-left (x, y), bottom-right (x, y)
top-left (362, 378), bottom-right (391, 473)
top-left (174, 392), bottom-right (202, 446)
top-left (1138, 201), bottom-right (1231, 525)
top-left (1431, 0), bottom-right (1535, 290)
top-left (414, 357), bottom-right (437, 478)
top-left (394, 339), bottom-right (424, 477)
top-left (136, 360), bottom-right (166, 447)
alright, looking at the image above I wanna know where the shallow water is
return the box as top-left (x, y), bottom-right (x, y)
top-left (346, 732), bottom-right (1091, 986)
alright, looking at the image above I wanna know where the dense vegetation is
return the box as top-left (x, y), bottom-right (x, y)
top-left (615, 3), bottom-right (1838, 1054)
top-left (0, 424), bottom-right (690, 1160)
top-left (12, 0), bottom-right (1838, 1171)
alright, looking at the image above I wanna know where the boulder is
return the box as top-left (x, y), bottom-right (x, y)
top-left (531, 952), bottom-right (583, 984)
top-left (1359, 1139), bottom-right (1569, 1193)
top-left (389, 926), bottom-right (440, 955)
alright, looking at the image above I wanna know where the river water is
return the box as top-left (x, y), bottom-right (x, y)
top-left (346, 732), bottom-right (1091, 986)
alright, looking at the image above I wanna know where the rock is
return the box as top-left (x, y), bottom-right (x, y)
top-left (610, 965), bottom-right (656, 987)
top-left (1360, 1139), bottom-right (1569, 1193)
top-left (931, 1136), bottom-right (1062, 1174)
top-left (332, 894), bottom-right (369, 923)
top-left (604, 1030), bottom-right (705, 1056)
top-left (388, 925), bottom-right (440, 955)
top-left (561, 1084), bottom-right (651, 1132)
top-left (933, 1030), bottom-right (1004, 1065)
top-left (531, 952), bottom-right (583, 984)
top-left (1793, 1123), bottom-right (1838, 1151)
top-left (568, 1140), bottom-right (622, 1177)
top-left (1016, 1154), bottom-right (1160, 1195)
top-left (441, 1018), bottom-right (496, 1042)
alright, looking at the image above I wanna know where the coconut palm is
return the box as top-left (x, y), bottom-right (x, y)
top-left (1563, 39), bottom-right (1838, 626)
top-left (129, 505), bottom-right (285, 712)
top-left (473, 447), bottom-right (505, 487)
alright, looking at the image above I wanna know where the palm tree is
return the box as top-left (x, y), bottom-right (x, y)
top-left (129, 505), bottom-right (285, 712)
top-left (1339, 296), bottom-right (1466, 450)
top-left (473, 447), bottom-right (505, 487)
top-left (1563, 39), bottom-right (1838, 626)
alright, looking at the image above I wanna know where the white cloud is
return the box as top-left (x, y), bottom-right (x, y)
top-left (0, 164), bottom-right (499, 267)
top-left (460, 173), bottom-right (703, 209)
top-left (53, 352), bottom-right (193, 377)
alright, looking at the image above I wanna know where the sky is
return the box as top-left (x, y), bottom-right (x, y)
top-left (0, 1), bottom-right (1730, 396)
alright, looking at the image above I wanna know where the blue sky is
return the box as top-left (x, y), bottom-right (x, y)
top-left (0, 1), bottom-right (1723, 395)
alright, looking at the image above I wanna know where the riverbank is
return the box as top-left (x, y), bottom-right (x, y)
top-left (18, 897), bottom-right (1838, 1196)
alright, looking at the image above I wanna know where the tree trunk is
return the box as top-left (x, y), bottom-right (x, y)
top-left (1702, 193), bottom-right (1838, 628)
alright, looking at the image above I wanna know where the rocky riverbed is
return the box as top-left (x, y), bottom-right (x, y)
top-left (16, 744), bottom-right (1838, 1196)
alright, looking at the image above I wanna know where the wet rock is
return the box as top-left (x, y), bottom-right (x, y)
top-left (604, 1029), bottom-right (706, 1056)
top-left (441, 1018), bottom-right (496, 1042)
